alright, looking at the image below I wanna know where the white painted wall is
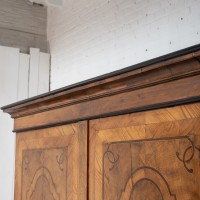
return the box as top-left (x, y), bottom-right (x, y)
top-left (48, 0), bottom-right (200, 90)
top-left (0, 46), bottom-right (50, 200)
top-left (0, 46), bottom-right (19, 200)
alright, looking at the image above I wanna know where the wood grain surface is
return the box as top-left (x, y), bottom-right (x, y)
top-left (89, 102), bottom-right (200, 200)
top-left (2, 46), bottom-right (200, 200)
top-left (15, 121), bottom-right (87, 200)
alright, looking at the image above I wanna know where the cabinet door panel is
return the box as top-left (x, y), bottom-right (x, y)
top-left (89, 103), bottom-right (200, 200)
top-left (15, 121), bottom-right (87, 200)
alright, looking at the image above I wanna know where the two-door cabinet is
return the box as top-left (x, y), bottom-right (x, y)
top-left (2, 45), bottom-right (200, 199)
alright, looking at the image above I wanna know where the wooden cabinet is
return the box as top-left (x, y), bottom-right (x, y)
top-left (2, 46), bottom-right (200, 199)
top-left (15, 122), bottom-right (87, 200)
top-left (89, 104), bottom-right (200, 199)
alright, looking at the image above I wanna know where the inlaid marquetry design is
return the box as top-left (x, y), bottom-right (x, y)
top-left (102, 136), bottom-right (200, 199)
top-left (21, 147), bottom-right (67, 200)
top-left (176, 137), bottom-right (200, 173)
top-left (26, 167), bottom-right (60, 200)
top-left (14, 123), bottom-right (87, 200)
top-left (121, 166), bottom-right (176, 200)
top-left (89, 103), bottom-right (200, 200)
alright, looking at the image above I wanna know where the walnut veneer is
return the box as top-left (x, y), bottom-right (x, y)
top-left (2, 45), bottom-right (200, 200)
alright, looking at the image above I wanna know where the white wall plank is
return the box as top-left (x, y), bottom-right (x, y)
top-left (29, 48), bottom-right (40, 97)
top-left (18, 53), bottom-right (30, 101)
top-left (38, 52), bottom-right (50, 95)
top-left (0, 46), bottom-right (19, 105)
top-left (0, 45), bottom-right (50, 200)
top-left (0, 46), bottom-right (19, 200)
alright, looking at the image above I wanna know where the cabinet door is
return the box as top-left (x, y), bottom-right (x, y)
top-left (15, 121), bottom-right (87, 200)
top-left (89, 103), bottom-right (200, 200)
